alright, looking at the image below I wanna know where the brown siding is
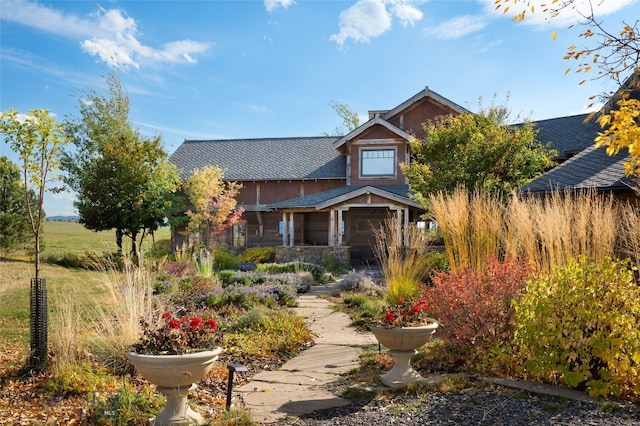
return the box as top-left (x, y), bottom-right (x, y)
top-left (387, 98), bottom-right (459, 139)
top-left (236, 179), bottom-right (345, 206)
top-left (350, 135), bottom-right (407, 186)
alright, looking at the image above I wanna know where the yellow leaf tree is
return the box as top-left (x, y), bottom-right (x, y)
top-left (182, 165), bottom-right (244, 247)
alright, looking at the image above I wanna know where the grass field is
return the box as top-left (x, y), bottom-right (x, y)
top-left (41, 221), bottom-right (171, 257)
top-left (0, 222), bottom-right (171, 347)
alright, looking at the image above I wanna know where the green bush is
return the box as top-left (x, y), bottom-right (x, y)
top-left (257, 261), bottom-right (326, 283)
top-left (512, 256), bottom-right (640, 400)
top-left (212, 245), bottom-right (239, 270)
top-left (239, 246), bottom-right (276, 263)
top-left (420, 250), bottom-right (449, 284)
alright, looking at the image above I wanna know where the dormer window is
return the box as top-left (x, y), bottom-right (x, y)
top-left (360, 148), bottom-right (396, 177)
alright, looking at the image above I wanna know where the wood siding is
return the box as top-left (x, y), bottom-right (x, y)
top-left (386, 97), bottom-right (458, 139)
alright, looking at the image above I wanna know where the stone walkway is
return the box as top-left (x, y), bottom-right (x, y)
top-left (237, 283), bottom-right (376, 424)
top-left (236, 282), bottom-right (610, 424)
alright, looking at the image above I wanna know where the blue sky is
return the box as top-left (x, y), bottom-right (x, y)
top-left (1, 0), bottom-right (638, 216)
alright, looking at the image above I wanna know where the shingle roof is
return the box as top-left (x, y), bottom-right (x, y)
top-left (268, 185), bottom-right (414, 209)
top-left (531, 114), bottom-right (602, 159)
top-left (520, 145), bottom-right (636, 193)
top-left (169, 136), bottom-right (345, 181)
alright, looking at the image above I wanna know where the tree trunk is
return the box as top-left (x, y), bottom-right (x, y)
top-left (116, 229), bottom-right (123, 255)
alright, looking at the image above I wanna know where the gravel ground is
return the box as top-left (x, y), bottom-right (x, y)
top-left (279, 386), bottom-right (640, 426)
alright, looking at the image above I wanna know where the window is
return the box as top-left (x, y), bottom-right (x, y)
top-left (278, 220), bottom-right (284, 235)
top-left (232, 224), bottom-right (246, 248)
top-left (360, 149), bottom-right (396, 177)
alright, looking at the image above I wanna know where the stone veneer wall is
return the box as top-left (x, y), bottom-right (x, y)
top-left (275, 246), bottom-right (351, 266)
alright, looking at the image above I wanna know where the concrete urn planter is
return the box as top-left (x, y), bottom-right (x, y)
top-left (371, 322), bottom-right (438, 388)
top-left (127, 348), bottom-right (222, 426)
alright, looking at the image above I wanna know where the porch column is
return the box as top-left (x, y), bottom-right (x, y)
top-left (396, 209), bottom-right (402, 247)
top-left (282, 212), bottom-right (288, 246)
top-left (337, 209), bottom-right (344, 247)
top-left (404, 208), bottom-right (409, 246)
top-left (288, 212), bottom-right (295, 247)
top-left (328, 210), bottom-right (336, 247)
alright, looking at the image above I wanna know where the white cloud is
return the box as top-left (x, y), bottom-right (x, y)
top-left (1, 0), bottom-right (211, 69)
top-left (391, 1), bottom-right (424, 27)
top-left (480, 0), bottom-right (638, 27)
top-left (330, 0), bottom-right (393, 45)
top-left (264, 0), bottom-right (296, 13)
top-left (426, 15), bottom-right (487, 40)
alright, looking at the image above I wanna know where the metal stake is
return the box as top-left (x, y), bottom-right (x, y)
top-left (226, 363), bottom-right (247, 411)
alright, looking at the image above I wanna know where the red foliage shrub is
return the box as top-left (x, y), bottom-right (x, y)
top-left (424, 257), bottom-right (533, 350)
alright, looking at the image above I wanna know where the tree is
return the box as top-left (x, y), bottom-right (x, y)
top-left (0, 107), bottom-right (69, 371)
top-left (402, 107), bottom-right (556, 205)
top-left (323, 101), bottom-right (360, 136)
top-left (181, 165), bottom-right (243, 247)
top-left (63, 74), bottom-right (180, 255)
top-left (0, 156), bottom-right (34, 254)
top-left (495, 0), bottom-right (640, 176)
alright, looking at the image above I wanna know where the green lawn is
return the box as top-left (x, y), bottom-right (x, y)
top-left (42, 221), bottom-right (170, 256)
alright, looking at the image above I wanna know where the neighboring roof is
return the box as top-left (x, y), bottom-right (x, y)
top-left (519, 145), bottom-right (636, 193)
top-left (268, 184), bottom-right (422, 210)
top-left (381, 87), bottom-right (470, 120)
top-left (169, 136), bottom-right (344, 181)
top-left (332, 115), bottom-right (412, 151)
top-left (531, 114), bottom-right (601, 159)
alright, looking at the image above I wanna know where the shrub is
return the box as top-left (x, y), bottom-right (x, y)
top-left (338, 273), bottom-right (384, 296)
top-left (425, 257), bottom-right (532, 353)
top-left (512, 256), bottom-right (640, 400)
top-left (257, 261), bottom-right (326, 283)
top-left (238, 246), bottom-right (276, 263)
top-left (225, 308), bottom-right (314, 358)
top-left (212, 245), bottom-right (239, 270)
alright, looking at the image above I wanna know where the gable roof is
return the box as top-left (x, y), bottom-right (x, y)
top-left (268, 184), bottom-right (421, 210)
top-left (169, 136), bottom-right (344, 181)
top-left (332, 115), bottom-right (412, 151)
top-left (520, 145), bottom-right (635, 193)
top-left (381, 86), bottom-right (470, 121)
top-left (532, 114), bottom-right (602, 160)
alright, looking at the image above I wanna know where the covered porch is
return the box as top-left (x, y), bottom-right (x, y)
top-left (271, 185), bottom-right (424, 266)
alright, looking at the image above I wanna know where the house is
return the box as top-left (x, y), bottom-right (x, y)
top-left (169, 81), bottom-right (638, 265)
top-left (169, 87), bottom-right (469, 265)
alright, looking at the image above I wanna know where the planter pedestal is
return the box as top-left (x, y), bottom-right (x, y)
top-left (126, 349), bottom-right (222, 426)
top-left (153, 384), bottom-right (205, 426)
top-left (371, 323), bottom-right (438, 389)
top-left (379, 349), bottom-right (424, 388)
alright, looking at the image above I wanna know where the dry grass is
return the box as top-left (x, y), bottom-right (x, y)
top-left (430, 187), bottom-right (630, 274)
top-left (429, 187), bottom-right (503, 272)
top-left (85, 258), bottom-right (158, 374)
top-left (372, 215), bottom-right (433, 303)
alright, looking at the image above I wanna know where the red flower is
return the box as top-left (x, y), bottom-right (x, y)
top-left (167, 319), bottom-right (181, 329)
top-left (205, 319), bottom-right (218, 329)
top-left (412, 304), bottom-right (422, 313)
top-left (385, 311), bottom-right (396, 322)
top-left (190, 317), bottom-right (203, 329)
top-left (181, 317), bottom-right (189, 323)
top-left (399, 296), bottom-right (405, 303)
top-left (161, 312), bottom-right (172, 319)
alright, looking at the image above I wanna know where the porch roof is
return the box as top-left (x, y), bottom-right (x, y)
top-left (268, 184), bottom-right (423, 210)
